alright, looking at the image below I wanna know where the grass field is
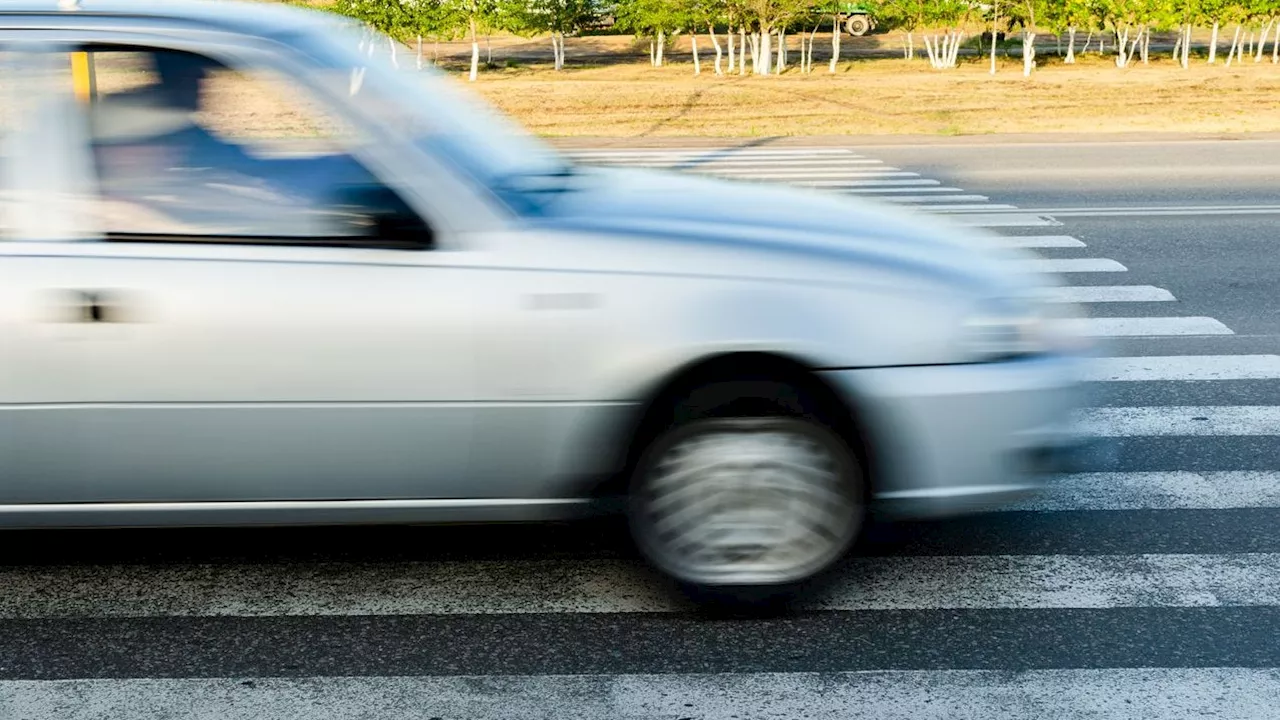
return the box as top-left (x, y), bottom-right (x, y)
top-left (456, 53), bottom-right (1280, 138)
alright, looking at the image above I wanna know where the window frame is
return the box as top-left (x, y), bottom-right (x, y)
top-left (0, 22), bottom-right (510, 252)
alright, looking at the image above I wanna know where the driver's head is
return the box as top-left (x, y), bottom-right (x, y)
top-left (150, 50), bottom-right (220, 112)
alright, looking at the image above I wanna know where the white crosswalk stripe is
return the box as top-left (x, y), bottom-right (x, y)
top-left (1084, 355), bottom-right (1280, 381)
top-left (9, 669), bottom-right (1280, 720)
top-left (1014, 472), bottom-right (1280, 511)
top-left (14, 145), bottom-right (1275, 718)
top-left (1081, 317), bottom-right (1234, 337)
top-left (1049, 285), bottom-right (1175, 302)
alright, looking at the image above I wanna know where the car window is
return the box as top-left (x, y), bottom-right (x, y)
top-left (0, 50), bottom-right (12, 239)
top-left (73, 45), bottom-right (428, 247)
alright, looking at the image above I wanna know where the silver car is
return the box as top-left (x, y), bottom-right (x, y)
top-left (0, 0), bottom-right (1088, 600)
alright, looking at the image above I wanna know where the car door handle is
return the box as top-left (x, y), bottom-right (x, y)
top-left (67, 290), bottom-right (122, 323)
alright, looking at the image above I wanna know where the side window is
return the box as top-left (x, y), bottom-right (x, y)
top-left (77, 46), bottom-right (430, 248)
top-left (0, 50), bottom-right (13, 238)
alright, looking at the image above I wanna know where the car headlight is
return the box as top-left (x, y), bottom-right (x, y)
top-left (961, 294), bottom-right (1092, 362)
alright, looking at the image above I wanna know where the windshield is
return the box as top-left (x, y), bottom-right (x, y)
top-left (288, 19), bottom-right (571, 189)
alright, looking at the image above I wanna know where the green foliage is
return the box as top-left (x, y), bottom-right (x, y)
top-left (499, 0), bottom-right (602, 35)
top-left (323, 0), bottom-right (1280, 49)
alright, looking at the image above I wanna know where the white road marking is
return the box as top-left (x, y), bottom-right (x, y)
top-left (2, 553), bottom-right (1279, 617)
top-left (693, 170), bottom-right (918, 179)
top-left (580, 158), bottom-right (888, 167)
top-left (1048, 285), bottom-right (1174, 302)
top-left (1084, 355), bottom-right (1280, 381)
top-left (8, 669), bottom-right (1280, 720)
top-left (807, 179), bottom-right (943, 187)
top-left (970, 204), bottom-right (1280, 218)
top-left (841, 186), bottom-right (968, 194)
top-left (879, 194), bottom-right (991, 203)
top-left (949, 214), bottom-right (1060, 227)
top-left (916, 204), bottom-right (1018, 212)
top-left (1016, 258), bottom-right (1128, 273)
top-left (1011, 471), bottom-right (1280, 511)
top-left (1076, 406), bottom-right (1280, 436)
top-left (988, 234), bottom-right (1086, 247)
top-left (565, 149), bottom-right (860, 159)
top-left (1080, 317), bottom-right (1233, 337)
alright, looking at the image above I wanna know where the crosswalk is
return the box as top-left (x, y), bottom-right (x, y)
top-left (5, 147), bottom-right (1280, 718)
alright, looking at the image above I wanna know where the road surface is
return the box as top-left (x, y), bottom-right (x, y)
top-left (4, 138), bottom-right (1280, 719)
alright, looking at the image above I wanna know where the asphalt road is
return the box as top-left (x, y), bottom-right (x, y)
top-left (5, 138), bottom-right (1280, 719)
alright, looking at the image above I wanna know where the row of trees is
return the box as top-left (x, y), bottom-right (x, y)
top-left (328, 0), bottom-right (1280, 80)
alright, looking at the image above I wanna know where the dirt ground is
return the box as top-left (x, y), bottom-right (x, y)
top-left (450, 52), bottom-right (1280, 138)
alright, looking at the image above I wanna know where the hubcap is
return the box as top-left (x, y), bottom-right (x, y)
top-left (633, 420), bottom-right (860, 586)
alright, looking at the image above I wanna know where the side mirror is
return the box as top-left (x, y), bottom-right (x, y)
top-left (331, 184), bottom-right (434, 250)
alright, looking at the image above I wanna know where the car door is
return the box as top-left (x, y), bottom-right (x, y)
top-left (0, 38), bottom-right (487, 508)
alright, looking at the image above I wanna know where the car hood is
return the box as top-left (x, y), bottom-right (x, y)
top-left (521, 165), bottom-right (1047, 296)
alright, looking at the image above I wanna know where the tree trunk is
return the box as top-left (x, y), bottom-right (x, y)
top-left (749, 32), bottom-right (758, 72)
top-left (468, 18), bottom-right (479, 81)
top-left (1256, 20), bottom-right (1275, 62)
top-left (776, 30), bottom-right (786, 74)
top-left (1142, 26), bottom-right (1151, 64)
top-left (486, 34), bottom-right (492, 65)
top-left (727, 28), bottom-right (736, 72)
top-left (758, 29), bottom-right (771, 75)
top-left (1081, 31), bottom-right (1093, 56)
top-left (829, 15), bottom-right (841, 71)
top-left (740, 27), bottom-right (747, 75)
top-left (808, 24), bottom-right (821, 74)
top-left (1247, 30), bottom-right (1254, 58)
top-left (388, 35), bottom-right (398, 68)
top-left (649, 38), bottom-right (655, 67)
top-left (1066, 26), bottom-right (1076, 64)
top-left (1023, 31), bottom-right (1036, 76)
top-left (1114, 27), bottom-right (1129, 67)
top-left (657, 29), bottom-right (665, 66)
top-left (923, 34), bottom-right (937, 69)
top-left (692, 35), bottom-right (701, 75)
top-left (990, 10), bottom-right (999, 74)
top-left (417, 35), bottom-right (423, 70)
top-left (1173, 29), bottom-right (1183, 65)
top-left (1209, 21), bottom-right (1220, 63)
top-left (1226, 24), bottom-right (1241, 66)
top-left (1183, 24), bottom-right (1192, 68)
top-left (434, 39), bottom-right (439, 65)
top-left (709, 26), bottom-right (723, 75)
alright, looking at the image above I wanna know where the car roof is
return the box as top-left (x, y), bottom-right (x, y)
top-left (0, 0), bottom-right (346, 38)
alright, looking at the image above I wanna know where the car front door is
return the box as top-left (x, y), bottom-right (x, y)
top-left (0, 38), bottom-right (489, 511)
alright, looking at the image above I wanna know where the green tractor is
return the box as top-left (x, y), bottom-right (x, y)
top-left (831, 1), bottom-right (876, 36)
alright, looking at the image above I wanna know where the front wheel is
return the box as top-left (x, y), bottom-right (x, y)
top-left (845, 15), bottom-right (871, 36)
top-left (629, 416), bottom-right (865, 604)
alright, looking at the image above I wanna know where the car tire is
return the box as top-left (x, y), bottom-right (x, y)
top-left (845, 15), bottom-right (871, 36)
top-left (628, 382), bottom-right (866, 607)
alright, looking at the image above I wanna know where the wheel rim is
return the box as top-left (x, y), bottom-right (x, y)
top-left (632, 419), bottom-right (861, 587)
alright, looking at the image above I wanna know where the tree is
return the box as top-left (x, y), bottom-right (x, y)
top-left (1044, 0), bottom-right (1097, 64)
top-left (737, 0), bottom-right (819, 75)
top-left (875, 0), bottom-right (929, 61)
top-left (919, 0), bottom-right (970, 69)
top-left (501, 0), bottom-right (600, 69)
top-left (615, 0), bottom-right (685, 66)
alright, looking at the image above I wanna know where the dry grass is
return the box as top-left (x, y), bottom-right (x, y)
top-left (456, 54), bottom-right (1280, 138)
